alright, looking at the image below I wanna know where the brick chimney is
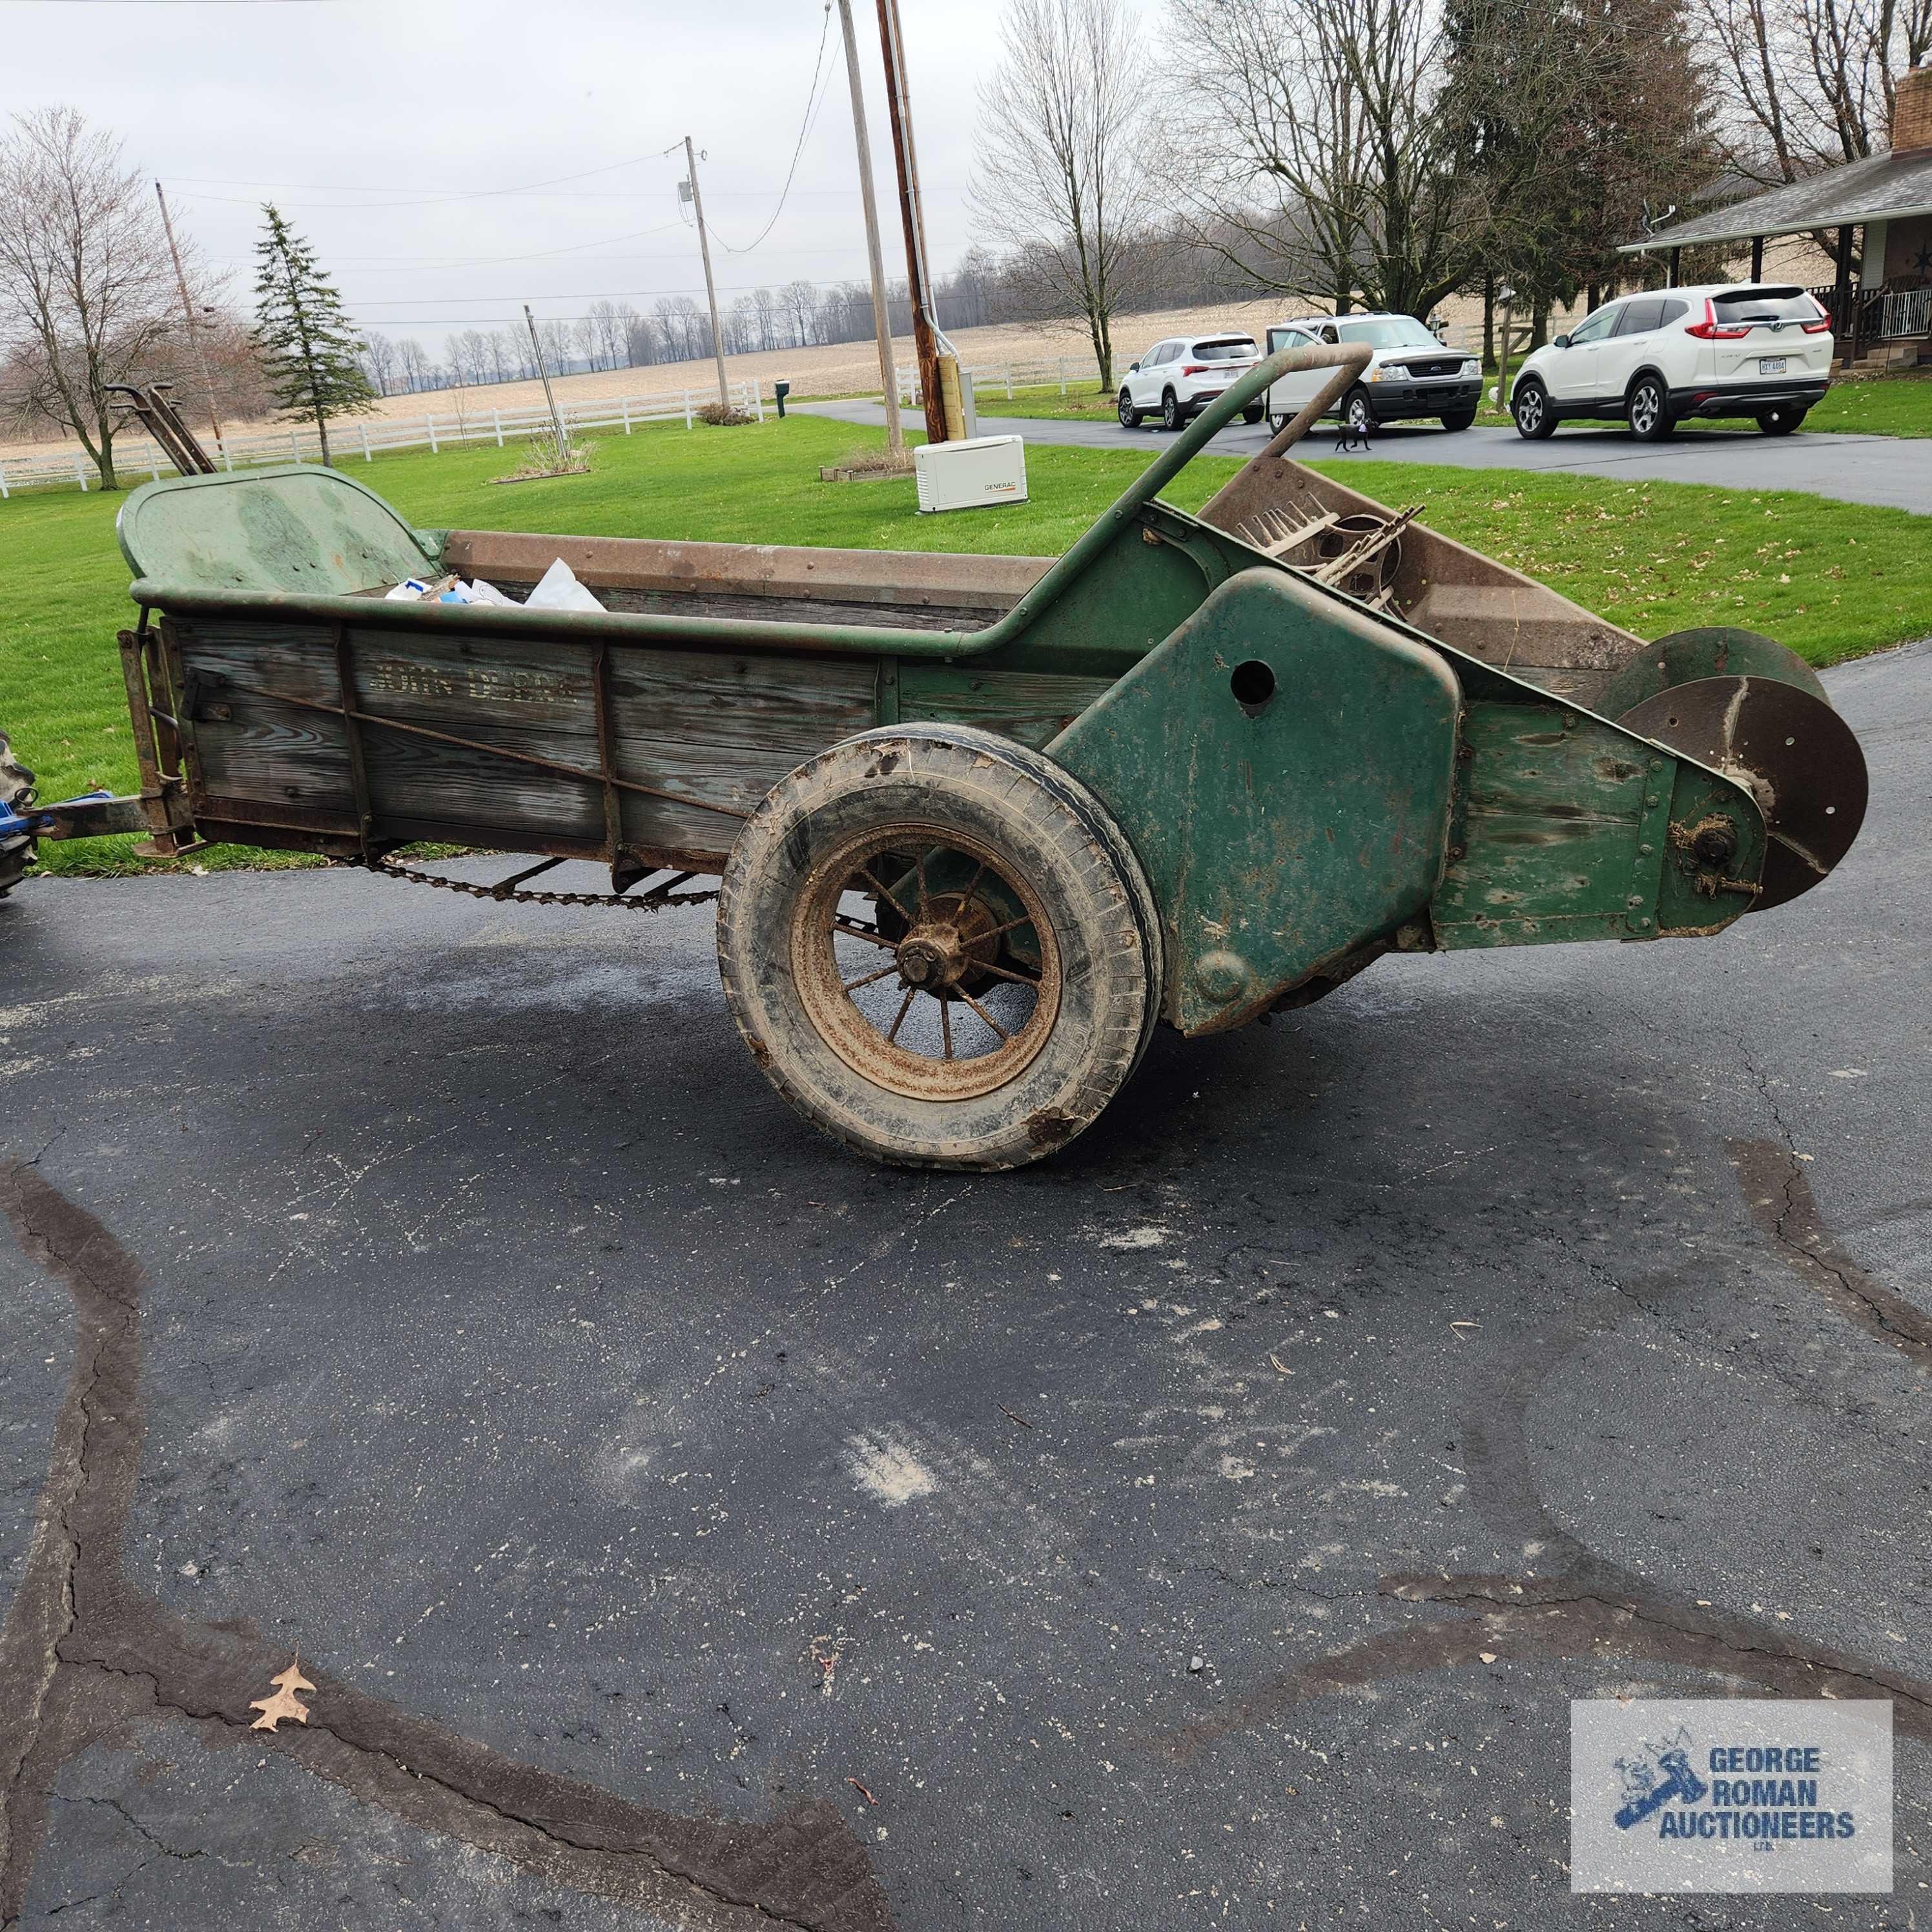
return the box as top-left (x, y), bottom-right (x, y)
top-left (1895, 67), bottom-right (1932, 154)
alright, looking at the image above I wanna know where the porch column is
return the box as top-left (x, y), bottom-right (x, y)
top-left (1750, 234), bottom-right (1763, 280)
top-left (1667, 247), bottom-right (1680, 287)
top-left (1834, 225), bottom-right (1855, 369)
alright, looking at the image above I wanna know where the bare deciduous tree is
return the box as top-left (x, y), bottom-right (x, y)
top-left (0, 107), bottom-right (187, 487)
top-left (968, 0), bottom-right (1152, 390)
top-left (396, 336), bottom-right (433, 393)
top-left (361, 329), bottom-right (400, 396)
top-left (1166, 0), bottom-right (1491, 318)
top-left (1700, 0), bottom-right (1930, 189)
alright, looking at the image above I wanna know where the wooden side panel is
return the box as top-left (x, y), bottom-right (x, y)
top-left (898, 664), bottom-right (1116, 751)
top-left (172, 616), bottom-right (879, 864)
top-left (480, 579), bottom-right (1010, 634)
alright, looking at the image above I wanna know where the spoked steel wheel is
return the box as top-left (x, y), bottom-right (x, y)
top-left (719, 726), bottom-right (1161, 1169)
top-left (800, 828), bottom-right (1060, 1104)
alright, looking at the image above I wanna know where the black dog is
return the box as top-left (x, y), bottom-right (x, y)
top-left (1333, 418), bottom-right (1372, 453)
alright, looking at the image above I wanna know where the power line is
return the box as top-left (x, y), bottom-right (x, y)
top-left (334, 260), bottom-right (969, 319)
top-left (172, 183), bottom-right (959, 207)
top-left (713, 3), bottom-right (839, 256)
top-left (163, 151), bottom-right (666, 209)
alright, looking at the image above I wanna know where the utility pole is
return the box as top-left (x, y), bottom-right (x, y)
top-left (154, 181), bottom-right (223, 449)
top-left (874, 0), bottom-right (947, 441)
top-left (681, 137), bottom-right (732, 410)
top-left (836, 0), bottom-right (903, 453)
top-left (524, 303), bottom-right (571, 458)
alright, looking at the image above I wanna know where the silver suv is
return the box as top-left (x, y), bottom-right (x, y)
top-left (1118, 334), bottom-right (1263, 431)
top-left (1263, 314), bottom-right (1483, 434)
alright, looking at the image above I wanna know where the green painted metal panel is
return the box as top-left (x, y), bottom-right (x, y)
top-left (1597, 626), bottom-right (1829, 719)
top-left (1432, 704), bottom-right (1762, 947)
top-left (1049, 568), bottom-right (1461, 1036)
top-left (117, 464), bottom-right (440, 596)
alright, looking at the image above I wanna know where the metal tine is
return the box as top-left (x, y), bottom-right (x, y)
top-left (1238, 505), bottom-right (1340, 559)
top-left (1308, 507), bottom-right (1419, 588)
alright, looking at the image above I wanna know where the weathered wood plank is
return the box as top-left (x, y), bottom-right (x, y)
top-left (442, 528), bottom-right (1046, 617)
top-left (896, 665), bottom-right (1116, 752)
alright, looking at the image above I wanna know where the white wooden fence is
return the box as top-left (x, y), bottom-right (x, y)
top-left (0, 378), bottom-right (767, 498)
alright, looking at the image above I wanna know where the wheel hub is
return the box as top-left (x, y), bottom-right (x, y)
top-left (894, 897), bottom-right (999, 995)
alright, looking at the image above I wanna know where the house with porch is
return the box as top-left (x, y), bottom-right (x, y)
top-left (1621, 67), bottom-right (1932, 369)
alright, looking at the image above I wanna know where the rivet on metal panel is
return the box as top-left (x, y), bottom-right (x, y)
top-left (1645, 793), bottom-right (1661, 807)
top-left (1627, 895), bottom-right (1643, 907)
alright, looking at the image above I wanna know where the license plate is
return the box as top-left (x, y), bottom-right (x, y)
top-left (1759, 356), bottom-right (1787, 375)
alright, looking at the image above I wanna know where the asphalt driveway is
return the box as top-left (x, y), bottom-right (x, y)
top-left (801, 399), bottom-right (1932, 513)
top-left (1, 645), bottom-right (1927, 1929)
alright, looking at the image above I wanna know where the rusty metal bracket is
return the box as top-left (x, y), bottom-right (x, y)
top-left (333, 624), bottom-right (378, 862)
top-left (114, 627), bottom-right (201, 857)
top-left (1625, 748), bottom-right (1680, 937)
top-left (590, 641), bottom-right (624, 863)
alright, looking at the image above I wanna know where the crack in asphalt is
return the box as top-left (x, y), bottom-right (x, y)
top-left (1151, 1164), bottom-right (1932, 1763)
top-left (0, 1160), bottom-right (893, 1932)
top-left (1731, 1138), bottom-right (1932, 1368)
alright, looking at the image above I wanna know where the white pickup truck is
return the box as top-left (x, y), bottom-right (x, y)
top-left (1262, 314), bottom-right (1483, 436)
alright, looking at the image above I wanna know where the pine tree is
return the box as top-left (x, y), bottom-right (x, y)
top-left (252, 203), bottom-right (375, 466)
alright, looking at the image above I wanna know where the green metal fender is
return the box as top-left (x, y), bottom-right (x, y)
top-left (116, 464), bottom-right (440, 595)
top-left (1596, 626), bottom-right (1829, 718)
top-left (1050, 568), bottom-right (1461, 1034)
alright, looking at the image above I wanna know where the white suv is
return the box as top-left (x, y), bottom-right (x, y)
top-left (1509, 283), bottom-right (1833, 441)
top-left (1263, 314), bottom-right (1483, 433)
top-left (1118, 334), bottom-right (1262, 431)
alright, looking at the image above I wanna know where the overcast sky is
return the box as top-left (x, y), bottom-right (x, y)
top-left (3, 0), bottom-right (1022, 348)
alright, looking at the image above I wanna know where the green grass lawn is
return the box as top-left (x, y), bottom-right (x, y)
top-left (5, 410), bottom-right (1927, 878)
top-left (1805, 373), bottom-right (1932, 436)
top-left (990, 369), bottom-right (1931, 437)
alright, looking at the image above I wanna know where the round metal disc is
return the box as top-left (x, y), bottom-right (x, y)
top-left (1618, 677), bottom-right (1867, 912)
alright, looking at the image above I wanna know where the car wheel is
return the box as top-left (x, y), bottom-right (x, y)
top-left (1117, 389), bottom-right (1141, 429)
top-left (1439, 409), bottom-right (1477, 432)
top-left (1511, 380), bottom-right (1556, 440)
top-left (1266, 411), bottom-right (1290, 436)
top-left (1240, 403), bottom-right (1264, 424)
top-left (1756, 404), bottom-right (1807, 436)
top-left (1342, 389), bottom-right (1373, 437)
top-left (1160, 389), bottom-right (1184, 433)
top-left (1627, 374), bottom-right (1675, 441)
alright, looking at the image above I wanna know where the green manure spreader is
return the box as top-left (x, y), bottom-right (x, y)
top-left (12, 345), bottom-right (1868, 1167)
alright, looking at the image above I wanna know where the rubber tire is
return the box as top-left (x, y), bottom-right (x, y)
top-left (1628, 373), bottom-right (1675, 440)
top-left (1117, 389), bottom-right (1142, 429)
top-left (1512, 380), bottom-right (1556, 439)
top-left (0, 734), bottom-right (36, 902)
top-left (1160, 389), bottom-right (1184, 433)
top-left (1240, 403), bottom-right (1264, 424)
top-left (1266, 411), bottom-right (1290, 436)
top-left (1439, 409), bottom-right (1477, 431)
top-left (1342, 389), bottom-right (1374, 437)
top-left (1757, 404), bottom-right (1807, 435)
top-left (718, 724), bottom-right (1162, 1171)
